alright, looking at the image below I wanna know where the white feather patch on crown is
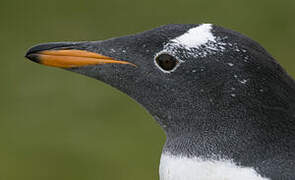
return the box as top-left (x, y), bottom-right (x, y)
top-left (159, 24), bottom-right (227, 60)
top-left (171, 24), bottom-right (216, 49)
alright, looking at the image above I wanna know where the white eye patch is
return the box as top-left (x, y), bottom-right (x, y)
top-left (154, 24), bottom-right (227, 73)
top-left (160, 24), bottom-right (227, 59)
top-left (171, 24), bottom-right (216, 50)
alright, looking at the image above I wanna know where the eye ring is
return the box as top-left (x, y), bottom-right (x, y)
top-left (154, 53), bottom-right (180, 72)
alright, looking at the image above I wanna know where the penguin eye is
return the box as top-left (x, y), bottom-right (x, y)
top-left (155, 54), bottom-right (179, 71)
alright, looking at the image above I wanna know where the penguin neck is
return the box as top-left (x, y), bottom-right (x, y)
top-left (156, 77), bottom-right (295, 160)
top-left (160, 103), bottom-right (295, 162)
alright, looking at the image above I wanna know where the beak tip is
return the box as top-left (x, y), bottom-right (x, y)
top-left (25, 42), bottom-right (80, 64)
top-left (25, 52), bottom-right (41, 64)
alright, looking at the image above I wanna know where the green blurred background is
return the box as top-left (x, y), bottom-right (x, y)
top-left (1, 0), bottom-right (295, 179)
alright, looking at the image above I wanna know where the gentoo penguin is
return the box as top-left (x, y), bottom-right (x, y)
top-left (25, 24), bottom-right (295, 180)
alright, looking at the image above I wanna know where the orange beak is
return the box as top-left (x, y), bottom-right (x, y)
top-left (26, 49), bottom-right (136, 68)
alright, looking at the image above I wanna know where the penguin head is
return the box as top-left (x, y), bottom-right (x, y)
top-left (25, 24), bottom-right (291, 134)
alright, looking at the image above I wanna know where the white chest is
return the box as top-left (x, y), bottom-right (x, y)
top-left (159, 153), bottom-right (269, 180)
